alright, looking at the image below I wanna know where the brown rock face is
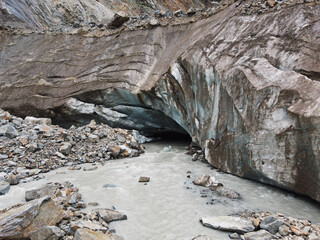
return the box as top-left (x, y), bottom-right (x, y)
top-left (0, 196), bottom-right (63, 239)
top-left (0, 2), bottom-right (320, 202)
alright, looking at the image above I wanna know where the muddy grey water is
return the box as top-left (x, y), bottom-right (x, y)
top-left (1, 141), bottom-right (320, 239)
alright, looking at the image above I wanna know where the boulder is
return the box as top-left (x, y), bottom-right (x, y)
top-left (0, 181), bottom-right (10, 195)
top-left (25, 183), bottom-right (58, 201)
top-left (0, 196), bottom-right (63, 239)
top-left (229, 232), bottom-right (242, 239)
top-left (260, 216), bottom-right (284, 234)
top-left (29, 226), bottom-right (63, 240)
top-left (243, 230), bottom-right (272, 240)
top-left (24, 116), bottom-right (52, 125)
top-left (193, 175), bottom-right (217, 187)
top-left (70, 220), bottom-right (108, 233)
top-left (74, 228), bottom-right (124, 240)
top-left (200, 216), bottom-right (255, 233)
top-left (8, 173), bottom-right (19, 185)
top-left (107, 12), bottom-right (129, 29)
top-left (0, 125), bottom-right (19, 138)
top-left (59, 142), bottom-right (72, 155)
top-left (88, 134), bottom-right (99, 142)
top-left (94, 209), bottom-right (127, 223)
top-left (278, 225), bottom-right (291, 236)
top-left (108, 146), bottom-right (121, 158)
top-left (67, 192), bottom-right (82, 205)
top-left (211, 186), bottom-right (241, 199)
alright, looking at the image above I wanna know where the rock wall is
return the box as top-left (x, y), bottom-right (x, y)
top-left (0, 1), bottom-right (320, 201)
top-left (0, 0), bottom-right (213, 29)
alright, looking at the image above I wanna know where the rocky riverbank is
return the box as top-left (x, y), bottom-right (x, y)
top-left (190, 174), bottom-right (320, 240)
top-left (201, 211), bottom-right (320, 240)
top-left (0, 109), bottom-right (144, 195)
top-left (0, 181), bottom-right (127, 239)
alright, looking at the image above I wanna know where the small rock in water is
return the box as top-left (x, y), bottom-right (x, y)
top-left (88, 202), bottom-right (100, 206)
top-left (83, 166), bottom-right (98, 171)
top-left (68, 166), bottom-right (82, 170)
top-left (139, 176), bottom-right (150, 182)
top-left (103, 184), bottom-right (117, 188)
top-left (162, 146), bottom-right (172, 152)
top-left (94, 208), bottom-right (127, 223)
top-left (211, 186), bottom-right (241, 199)
top-left (193, 174), bottom-right (218, 187)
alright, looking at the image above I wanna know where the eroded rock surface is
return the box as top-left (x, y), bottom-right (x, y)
top-left (0, 196), bottom-right (63, 239)
top-left (0, 1), bottom-right (320, 201)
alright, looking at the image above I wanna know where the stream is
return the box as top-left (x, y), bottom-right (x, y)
top-left (1, 141), bottom-right (320, 240)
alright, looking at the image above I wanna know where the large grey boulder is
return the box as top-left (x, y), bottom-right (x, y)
top-left (260, 216), bottom-right (284, 234)
top-left (200, 216), bottom-right (255, 233)
top-left (0, 196), bottom-right (63, 239)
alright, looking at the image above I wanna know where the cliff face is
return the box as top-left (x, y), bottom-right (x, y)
top-left (0, 0), bottom-right (212, 29)
top-left (0, 1), bottom-right (320, 201)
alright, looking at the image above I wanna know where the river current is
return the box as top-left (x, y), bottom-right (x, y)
top-left (1, 141), bottom-right (319, 240)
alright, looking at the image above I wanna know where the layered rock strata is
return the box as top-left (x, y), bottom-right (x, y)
top-left (0, 1), bottom-right (319, 201)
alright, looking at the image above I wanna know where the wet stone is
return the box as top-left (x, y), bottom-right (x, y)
top-left (8, 173), bottom-right (19, 185)
top-left (139, 176), bottom-right (150, 182)
top-left (0, 181), bottom-right (10, 195)
top-left (260, 216), bottom-right (284, 234)
top-left (94, 208), bottom-right (127, 223)
top-left (244, 230), bottom-right (272, 240)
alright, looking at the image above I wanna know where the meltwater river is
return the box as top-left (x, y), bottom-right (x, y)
top-left (1, 141), bottom-right (319, 240)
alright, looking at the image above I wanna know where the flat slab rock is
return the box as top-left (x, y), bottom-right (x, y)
top-left (74, 228), bottom-right (124, 240)
top-left (94, 209), bottom-right (127, 223)
top-left (244, 230), bottom-right (273, 240)
top-left (200, 216), bottom-right (255, 234)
